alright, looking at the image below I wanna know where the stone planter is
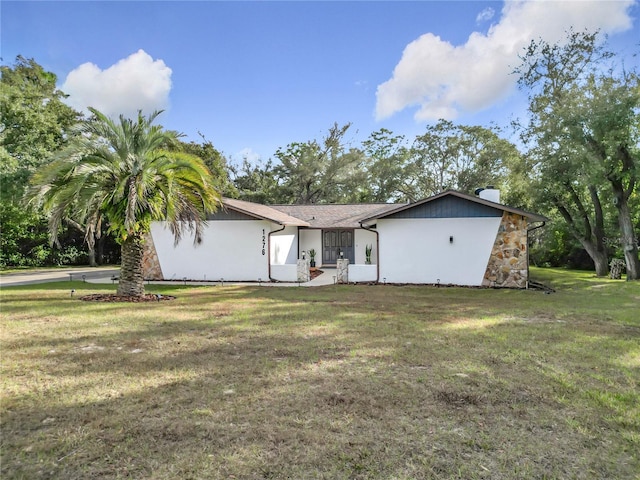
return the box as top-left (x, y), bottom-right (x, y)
top-left (297, 259), bottom-right (310, 282)
top-left (336, 258), bottom-right (349, 283)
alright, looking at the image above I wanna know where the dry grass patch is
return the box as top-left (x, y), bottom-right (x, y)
top-left (1, 269), bottom-right (639, 479)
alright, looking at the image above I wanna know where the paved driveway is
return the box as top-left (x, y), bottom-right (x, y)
top-left (0, 267), bottom-right (120, 287)
top-left (0, 267), bottom-right (340, 287)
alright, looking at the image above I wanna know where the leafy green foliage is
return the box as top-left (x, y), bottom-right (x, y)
top-left (0, 203), bottom-right (49, 267)
top-left (273, 123), bottom-right (365, 204)
top-left (360, 128), bottom-right (411, 202)
top-left (516, 30), bottom-right (640, 278)
top-left (230, 158), bottom-right (283, 204)
top-left (0, 57), bottom-right (85, 267)
top-left (0, 56), bottom-right (81, 202)
top-left (0, 203), bottom-right (94, 268)
top-left (408, 120), bottom-right (513, 200)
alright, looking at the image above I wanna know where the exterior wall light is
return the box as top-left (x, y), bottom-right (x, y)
top-left (449, 236), bottom-right (454, 244)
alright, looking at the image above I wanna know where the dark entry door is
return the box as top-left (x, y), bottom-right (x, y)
top-left (323, 229), bottom-right (354, 265)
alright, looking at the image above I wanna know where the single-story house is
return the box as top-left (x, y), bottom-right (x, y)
top-left (142, 188), bottom-right (547, 288)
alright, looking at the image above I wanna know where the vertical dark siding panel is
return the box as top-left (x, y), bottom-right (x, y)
top-left (386, 196), bottom-right (502, 219)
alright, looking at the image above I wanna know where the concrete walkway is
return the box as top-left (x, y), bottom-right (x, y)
top-left (307, 268), bottom-right (337, 286)
top-left (0, 267), bottom-right (338, 288)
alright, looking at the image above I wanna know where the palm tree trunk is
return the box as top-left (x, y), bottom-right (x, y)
top-left (118, 234), bottom-right (145, 296)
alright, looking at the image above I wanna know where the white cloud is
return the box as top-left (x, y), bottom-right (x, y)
top-left (476, 7), bottom-right (495, 24)
top-left (61, 49), bottom-right (172, 119)
top-left (355, 79), bottom-right (369, 91)
top-left (375, 0), bottom-right (635, 122)
top-left (235, 147), bottom-right (261, 163)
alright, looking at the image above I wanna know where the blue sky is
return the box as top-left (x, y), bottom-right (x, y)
top-left (2, 1), bottom-right (639, 165)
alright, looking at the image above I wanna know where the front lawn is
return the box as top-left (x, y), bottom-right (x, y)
top-left (1, 268), bottom-right (638, 479)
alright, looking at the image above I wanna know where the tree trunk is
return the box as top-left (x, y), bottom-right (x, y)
top-left (582, 240), bottom-right (610, 277)
top-left (613, 191), bottom-right (640, 280)
top-left (88, 246), bottom-right (97, 267)
top-left (555, 196), bottom-right (609, 276)
top-left (599, 146), bottom-right (640, 280)
top-left (118, 234), bottom-right (145, 296)
top-left (588, 185), bottom-right (606, 258)
top-left (97, 234), bottom-right (106, 266)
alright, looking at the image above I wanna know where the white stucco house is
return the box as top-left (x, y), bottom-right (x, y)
top-left (142, 188), bottom-right (547, 288)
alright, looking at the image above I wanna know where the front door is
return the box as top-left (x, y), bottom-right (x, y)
top-left (322, 229), bottom-right (354, 265)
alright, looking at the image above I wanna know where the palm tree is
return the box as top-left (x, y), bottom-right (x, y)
top-left (28, 108), bottom-right (220, 296)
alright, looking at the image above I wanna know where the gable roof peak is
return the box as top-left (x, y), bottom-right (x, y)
top-left (360, 189), bottom-right (548, 224)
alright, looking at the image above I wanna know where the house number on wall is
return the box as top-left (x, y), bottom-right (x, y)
top-left (262, 229), bottom-right (266, 255)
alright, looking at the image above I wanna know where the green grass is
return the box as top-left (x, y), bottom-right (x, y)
top-left (1, 268), bottom-right (639, 479)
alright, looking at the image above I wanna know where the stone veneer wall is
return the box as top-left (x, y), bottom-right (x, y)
top-left (142, 234), bottom-right (164, 280)
top-left (482, 212), bottom-right (528, 288)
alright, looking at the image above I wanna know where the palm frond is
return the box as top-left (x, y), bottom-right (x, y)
top-left (28, 107), bottom-right (220, 247)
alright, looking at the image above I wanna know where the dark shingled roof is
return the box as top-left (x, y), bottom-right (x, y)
top-left (221, 191), bottom-right (547, 229)
top-left (221, 198), bottom-right (310, 226)
top-left (271, 203), bottom-right (400, 229)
